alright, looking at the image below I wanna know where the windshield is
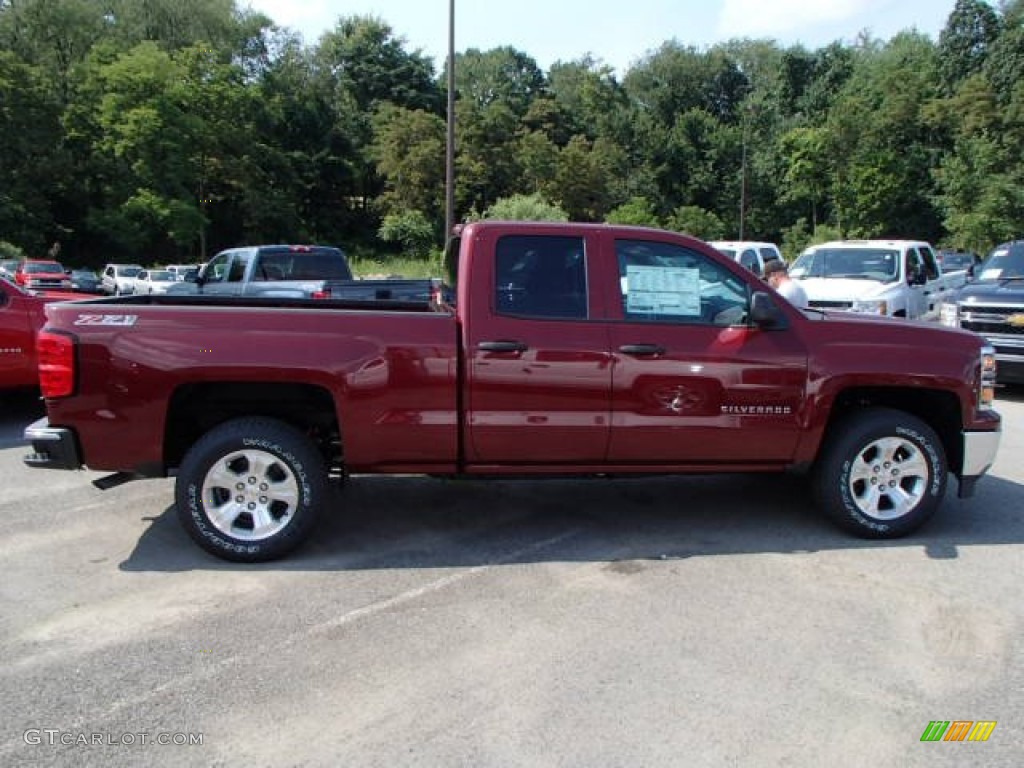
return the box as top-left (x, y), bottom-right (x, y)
top-left (712, 247), bottom-right (737, 259)
top-left (25, 261), bottom-right (65, 274)
top-left (975, 243), bottom-right (1024, 280)
top-left (119, 266), bottom-right (142, 277)
top-left (939, 252), bottom-right (977, 271)
top-left (148, 270), bottom-right (174, 281)
top-left (790, 248), bottom-right (898, 282)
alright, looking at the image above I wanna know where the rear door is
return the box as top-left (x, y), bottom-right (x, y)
top-left (464, 230), bottom-right (612, 464)
top-left (606, 236), bottom-right (808, 464)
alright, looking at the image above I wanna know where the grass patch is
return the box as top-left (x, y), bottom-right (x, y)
top-left (349, 254), bottom-right (445, 279)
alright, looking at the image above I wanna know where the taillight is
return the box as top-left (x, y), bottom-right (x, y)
top-left (311, 289), bottom-right (331, 299)
top-left (37, 330), bottom-right (76, 398)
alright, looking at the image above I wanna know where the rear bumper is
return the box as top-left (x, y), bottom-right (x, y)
top-left (957, 426), bottom-right (1002, 498)
top-left (23, 417), bottom-right (83, 470)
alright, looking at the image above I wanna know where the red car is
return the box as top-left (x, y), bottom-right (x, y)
top-left (15, 259), bottom-right (72, 291)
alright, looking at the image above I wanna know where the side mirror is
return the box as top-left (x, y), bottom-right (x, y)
top-left (749, 291), bottom-right (788, 329)
top-left (908, 269), bottom-right (927, 286)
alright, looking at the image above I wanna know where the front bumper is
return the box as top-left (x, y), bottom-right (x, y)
top-left (957, 427), bottom-right (1002, 497)
top-left (23, 418), bottom-right (83, 470)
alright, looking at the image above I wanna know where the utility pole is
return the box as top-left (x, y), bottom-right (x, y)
top-left (739, 115), bottom-right (748, 240)
top-left (444, 0), bottom-right (456, 241)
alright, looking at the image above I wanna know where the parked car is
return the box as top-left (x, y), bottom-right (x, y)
top-left (100, 263), bottom-right (144, 295)
top-left (940, 239), bottom-right (1024, 383)
top-left (708, 241), bottom-right (783, 277)
top-left (938, 249), bottom-right (982, 276)
top-left (69, 269), bottom-right (102, 294)
top-left (132, 268), bottom-right (178, 295)
top-left (0, 259), bottom-right (22, 280)
top-left (14, 260), bottom-right (72, 291)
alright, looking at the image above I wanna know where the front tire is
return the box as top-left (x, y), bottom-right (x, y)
top-left (813, 408), bottom-right (947, 538)
top-left (175, 417), bottom-right (329, 562)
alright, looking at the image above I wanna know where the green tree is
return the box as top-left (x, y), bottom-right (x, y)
top-left (371, 104), bottom-right (446, 220)
top-left (667, 206), bottom-right (725, 240)
top-left (937, 0), bottom-right (1001, 93)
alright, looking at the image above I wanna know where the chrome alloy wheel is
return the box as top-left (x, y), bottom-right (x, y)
top-left (201, 449), bottom-right (300, 541)
top-left (847, 435), bottom-right (930, 521)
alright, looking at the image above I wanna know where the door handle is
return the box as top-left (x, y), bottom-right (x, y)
top-left (478, 340), bottom-right (528, 353)
top-left (618, 344), bottom-right (666, 356)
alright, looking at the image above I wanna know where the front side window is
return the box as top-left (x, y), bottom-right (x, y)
top-left (739, 249), bottom-right (760, 275)
top-left (616, 239), bottom-right (749, 326)
top-left (494, 235), bottom-right (587, 319)
top-left (203, 252), bottom-right (232, 282)
top-left (918, 247), bottom-right (940, 280)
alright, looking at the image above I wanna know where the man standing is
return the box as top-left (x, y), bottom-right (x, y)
top-left (763, 259), bottom-right (809, 308)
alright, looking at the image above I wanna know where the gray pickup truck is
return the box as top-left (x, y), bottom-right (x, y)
top-left (167, 244), bottom-right (450, 304)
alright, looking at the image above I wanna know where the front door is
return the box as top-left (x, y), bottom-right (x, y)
top-left (606, 237), bottom-right (808, 464)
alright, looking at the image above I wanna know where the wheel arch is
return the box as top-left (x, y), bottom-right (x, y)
top-left (819, 386), bottom-right (963, 473)
top-left (164, 381), bottom-right (341, 474)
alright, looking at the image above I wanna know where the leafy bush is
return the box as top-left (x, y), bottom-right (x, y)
top-left (481, 193), bottom-right (568, 222)
top-left (606, 197), bottom-right (661, 227)
top-left (666, 206), bottom-right (725, 240)
top-left (378, 210), bottom-right (436, 260)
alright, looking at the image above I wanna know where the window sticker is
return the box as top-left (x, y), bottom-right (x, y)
top-left (980, 269), bottom-right (1003, 280)
top-left (625, 265), bottom-right (701, 316)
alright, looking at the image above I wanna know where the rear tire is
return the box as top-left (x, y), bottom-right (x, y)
top-left (175, 417), bottom-right (329, 562)
top-left (813, 408), bottom-right (947, 538)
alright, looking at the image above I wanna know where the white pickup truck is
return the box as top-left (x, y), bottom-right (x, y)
top-left (789, 239), bottom-right (968, 320)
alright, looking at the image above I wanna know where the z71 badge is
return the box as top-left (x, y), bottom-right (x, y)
top-left (73, 314), bottom-right (139, 326)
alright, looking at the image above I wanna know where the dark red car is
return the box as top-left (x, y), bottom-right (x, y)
top-left (15, 259), bottom-right (72, 291)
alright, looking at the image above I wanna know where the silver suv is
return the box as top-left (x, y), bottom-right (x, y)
top-left (101, 263), bottom-right (144, 295)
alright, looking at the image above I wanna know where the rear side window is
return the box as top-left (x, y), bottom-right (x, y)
top-left (255, 249), bottom-right (353, 281)
top-left (494, 235), bottom-right (587, 319)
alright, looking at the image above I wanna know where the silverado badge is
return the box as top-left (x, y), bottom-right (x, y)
top-left (1007, 313), bottom-right (1024, 328)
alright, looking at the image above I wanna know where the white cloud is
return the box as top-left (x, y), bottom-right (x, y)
top-left (716, 0), bottom-right (884, 40)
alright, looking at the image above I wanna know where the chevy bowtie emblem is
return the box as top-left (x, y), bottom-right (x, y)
top-left (1008, 313), bottom-right (1024, 328)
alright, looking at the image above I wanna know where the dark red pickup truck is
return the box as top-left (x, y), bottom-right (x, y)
top-left (24, 222), bottom-right (1002, 561)
top-left (1, 277), bottom-right (81, 391)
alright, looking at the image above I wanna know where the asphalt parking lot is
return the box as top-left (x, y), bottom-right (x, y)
top-left (0, 389), bottom-right (1021, 767)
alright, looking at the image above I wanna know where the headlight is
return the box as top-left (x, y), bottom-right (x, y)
top-left (979, 345), bottom-right (997, 410)
top-left (939, 302), bottom-right (959, 327)
top-left (852, 299), bottom-right (888, 315)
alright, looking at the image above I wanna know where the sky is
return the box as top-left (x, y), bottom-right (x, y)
top-left (245, 0), bottom-right (960, 74)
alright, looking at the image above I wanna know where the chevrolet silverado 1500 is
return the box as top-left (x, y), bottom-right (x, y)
top-left (23, 222), bottom-right (1001, 561)
top-left (1, 277), bottom-right (80, 391)
top-left (790, 239), bottom-right (967, 320)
